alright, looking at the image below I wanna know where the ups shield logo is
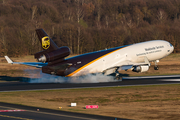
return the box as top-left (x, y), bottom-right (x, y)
top-left (42, 36), bottom-right (50, 49)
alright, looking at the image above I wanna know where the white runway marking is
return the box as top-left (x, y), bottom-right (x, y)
top-left (0, 105), bottom-right (98, 120)
top-left (0, 109), bottom-right (26, 112)
top-left (123, 75), bottom-right (180, 79)
top-left (159, 79), bottom-right (180, 81)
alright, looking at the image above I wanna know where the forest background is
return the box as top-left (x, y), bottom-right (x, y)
top-left (0, 0), bottom-right (180, 57)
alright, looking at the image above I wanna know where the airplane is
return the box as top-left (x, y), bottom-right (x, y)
top-left (5, 29), bottom-right (174, 80)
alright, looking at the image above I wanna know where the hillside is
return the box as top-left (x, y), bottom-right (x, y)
top-left (0, 0), bottom-right (180, 56)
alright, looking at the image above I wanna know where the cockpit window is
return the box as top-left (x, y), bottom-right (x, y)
top-left (170, 43), bottom-right (173, 47)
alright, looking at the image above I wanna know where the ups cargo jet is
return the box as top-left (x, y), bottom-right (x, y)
top-left (5, 29), bottom-right (174, 80)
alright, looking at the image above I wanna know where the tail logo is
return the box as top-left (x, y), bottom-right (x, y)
top-left (42, 36), bottom-right (50, 49)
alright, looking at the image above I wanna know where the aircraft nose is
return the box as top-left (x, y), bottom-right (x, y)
top-left (168, 42), bottom-right (174, 53)
top-left (172, 46), bottom-right (174, 51)
top-left (171, 44), bottom-right (174, 53)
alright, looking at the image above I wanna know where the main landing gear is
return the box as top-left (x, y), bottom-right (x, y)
top-left (114, 68), bottom-right (123, 81)
top-left (103, 67), bottom-right (125, 81)
top-left (154, 60), bottom-right (159, 70)
top-left (114, 72), bottom-right (122, 81)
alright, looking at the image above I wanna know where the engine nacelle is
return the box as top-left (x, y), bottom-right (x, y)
top-left (38, 46), bottom-right (70, 63)
top-left (132, 65), bottom-right (149, 72)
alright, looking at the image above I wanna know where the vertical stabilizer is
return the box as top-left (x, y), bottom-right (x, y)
top-left (35, 29), bottom-right (59, 59)
top-left (36, 29), bottom-right (58, 52)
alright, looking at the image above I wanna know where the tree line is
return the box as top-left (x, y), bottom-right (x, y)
top-left (0, 0), bottom-right (180, 57)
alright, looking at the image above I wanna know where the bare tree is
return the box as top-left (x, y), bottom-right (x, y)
top-left (75, 0), bottom-right (84, 54)
top-left (105, 15), bottom-right (109, 28)
top-left (95, 0), bottom-right (102, 22)
top-left (0, 27), bottom-right (7, 55)
top-left (2, 0), bottom-right (6, 4)
top-left (75, 0), bottom-right (84, 23)
top-left (67, 8), bottom-right (74, 21)
top-left (157, 9), bottom-right (167, 23)
top-left (133, 6), bottom-right (144, 27)
top-left (31, 5), bottom-right (37, 20)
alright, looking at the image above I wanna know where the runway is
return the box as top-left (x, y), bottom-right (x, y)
top-left (0, 102), bottom-right (127, 120)
top-left (0, 75), bottom-right (179, 120)
top-left (0, 75), bottom-right (180, 92)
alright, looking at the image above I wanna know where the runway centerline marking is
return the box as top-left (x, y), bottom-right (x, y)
top-left (159, 79), bottom-right (180, 81)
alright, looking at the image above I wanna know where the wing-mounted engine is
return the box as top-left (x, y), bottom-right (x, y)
top-left (132, 65), bottom-right (149, 72)
top-left (35, 46), bottom-right (70, 63)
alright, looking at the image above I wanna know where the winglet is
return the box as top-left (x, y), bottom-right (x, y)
top-left (4, 56), bottom-right (13, 64)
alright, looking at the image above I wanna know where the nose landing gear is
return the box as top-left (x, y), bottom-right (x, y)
top-left (154, 60), bottom-right (159, 70)
top-left (154, 66), bottom-right (159, 70)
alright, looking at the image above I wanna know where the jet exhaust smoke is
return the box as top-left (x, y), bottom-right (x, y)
top-left (23, 69), bottom-right (114, 83)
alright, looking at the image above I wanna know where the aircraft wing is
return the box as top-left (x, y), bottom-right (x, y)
top-left (103, 56), bottom-right (150, 75)
top-left (4, 56), bottom-right (47, 68)
top-left (119, 56), bottom-right (150, 68)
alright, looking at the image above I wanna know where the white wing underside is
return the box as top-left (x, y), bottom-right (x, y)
top-left (103, 56), bottom-right (150, 75)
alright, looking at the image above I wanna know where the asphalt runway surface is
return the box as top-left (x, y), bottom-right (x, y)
top-left (0, 75), bottom-right (180, 92)
top-left (0, 102), bottom-right (128, 120)
top-left (0, 75), bottom-right (180, 120)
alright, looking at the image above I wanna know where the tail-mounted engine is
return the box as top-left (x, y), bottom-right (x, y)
top-left (35, 46), bottom-right (70, 63)
top-left (132, 65), bottom-right (149, 72)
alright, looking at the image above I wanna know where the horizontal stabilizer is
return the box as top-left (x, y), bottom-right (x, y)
top-left (4, 56), bottom-right (47, 68)
top-left (4, 56), bottom-right (13, 64)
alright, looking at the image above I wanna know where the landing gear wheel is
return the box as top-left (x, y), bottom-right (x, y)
top-left (154, 66), bottom-right (159, 70)
top-left (154, 60), bottom-right (159, 70)
top-left (114, 73), bottom-right (122, 81)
